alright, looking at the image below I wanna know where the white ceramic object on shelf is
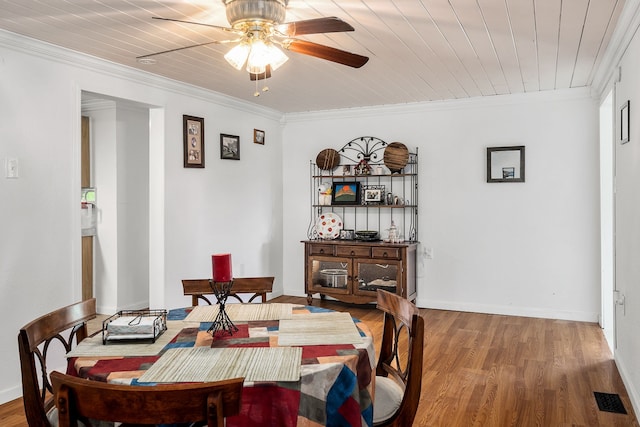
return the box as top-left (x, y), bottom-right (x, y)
top-left (315, 212), bottom-right (343, 239)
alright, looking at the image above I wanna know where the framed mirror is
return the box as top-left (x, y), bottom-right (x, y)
top-left (486, 146), bottom-right (525, 183)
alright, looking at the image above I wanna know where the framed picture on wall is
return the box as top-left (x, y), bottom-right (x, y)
top-left (486, 146), bottom-right (525, 183)
top-left (220, 134), bottom-right (240, 160)
top-left (183, 115), bottom-right (204, 168)
top-left (254, 129), bottom-right (265, 145)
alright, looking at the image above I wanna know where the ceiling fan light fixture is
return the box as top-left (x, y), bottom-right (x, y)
top-left (224, 42), bottom-right (251, 70)
top-left (265, 43), bottom-right (288, 70)
top-left (224, 0), bottom-right (288, 27)
top-left (245, 40), bottom-right (288, 71)
top-left (246, 63), bottom-right (267, 75)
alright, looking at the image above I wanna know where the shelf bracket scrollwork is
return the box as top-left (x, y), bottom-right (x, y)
top-left (338, 136), bottom-right (388, 164)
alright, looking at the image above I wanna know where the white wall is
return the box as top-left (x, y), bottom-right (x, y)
top-left (0, 31), bottom-right (284, 403)
top-left (613, 18), bottom-right (640, 416)
top-left (283, 89), bottom-right (600, 322)
top-left (115, 103), bottom-right (150, 310)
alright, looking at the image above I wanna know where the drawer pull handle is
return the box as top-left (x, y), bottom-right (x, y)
top-left (350, 251), bottom-right (355, 256)
top-left (382, 252), bottom-right (388, 257)
top-left (319, 249), bottom-right (324, 254)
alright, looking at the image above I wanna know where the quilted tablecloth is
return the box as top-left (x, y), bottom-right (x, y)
top-left (68, 305), bottom-right (375, 427)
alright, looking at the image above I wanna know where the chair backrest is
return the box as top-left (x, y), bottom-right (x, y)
top-left (182, 277), bottom-right (275, 305)
top-left (375, 290), bottom-right (424, 427)
top-left (51, 371), bottom-right (243, 427)
top-left (18, 298), bottom-right (97, 427)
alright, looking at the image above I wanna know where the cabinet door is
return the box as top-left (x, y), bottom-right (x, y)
top-left (307, 256), bottom-right (353, 295)
top-left (354, 259), bottom-right (402, 297)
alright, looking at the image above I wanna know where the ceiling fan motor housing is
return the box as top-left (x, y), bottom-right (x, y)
top-left (224, 0), bottom-right (289, 27)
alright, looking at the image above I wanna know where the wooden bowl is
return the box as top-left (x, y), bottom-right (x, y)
top-left (383, 142), bottom-right (409, 173)
top-left (316, 148), bottom-right (340, 171)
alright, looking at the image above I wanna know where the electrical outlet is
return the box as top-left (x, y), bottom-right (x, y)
top-left (425, 248), bottom-right (433, 259)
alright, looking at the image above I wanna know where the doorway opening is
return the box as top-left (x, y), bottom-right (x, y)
top-left (80, 92), bottom-right (162, 314)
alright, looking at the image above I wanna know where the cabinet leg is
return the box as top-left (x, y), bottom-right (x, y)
top-left (306, 293), bottom-right (313, 305)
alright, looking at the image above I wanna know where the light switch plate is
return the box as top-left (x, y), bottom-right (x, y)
top-left (6, 158), bottom-right (19, 178)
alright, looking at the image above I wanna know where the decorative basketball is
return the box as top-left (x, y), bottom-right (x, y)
top-left (383, 142), bottom-right (409, 173)
top-left (316, 148), bottom-right (340, 171)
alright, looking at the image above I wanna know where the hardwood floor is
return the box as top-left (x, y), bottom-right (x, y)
top-left (4, 296), bottom-right (638, 426)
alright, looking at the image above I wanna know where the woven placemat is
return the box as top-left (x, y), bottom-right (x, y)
top-left (66, 321), bottom-right (196, 357)
top-left (277, 312), bottom-right (363, 346)
top-left (185, 303), bottom-right (294, 322)
top-left (138, 346), bottom-right (302, 383)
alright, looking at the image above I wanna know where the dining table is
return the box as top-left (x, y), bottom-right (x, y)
top-left (66, 303), bottom-right (376, 427)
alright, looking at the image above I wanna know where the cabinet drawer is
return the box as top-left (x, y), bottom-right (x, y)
top-left (308, 244), bottom-right (334, 256)
top-left (371, 247), bottom-right (401, 259)
top-left (336, 246), bottom-right (371, 258)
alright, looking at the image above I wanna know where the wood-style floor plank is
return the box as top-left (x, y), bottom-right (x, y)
top-left (4, 296), bottom-right (638, 426)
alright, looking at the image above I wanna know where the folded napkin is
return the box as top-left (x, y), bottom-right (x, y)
top-left (106, 316), bottom-right (157, 336)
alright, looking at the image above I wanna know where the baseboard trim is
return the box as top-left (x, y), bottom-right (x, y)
top-left (415, 298), bottom-right (599, 322)
top-left (615, 351), bottom-right (640, 421)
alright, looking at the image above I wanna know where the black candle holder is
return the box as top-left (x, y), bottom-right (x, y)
top-left (206, 279), bottom-right (239, 337)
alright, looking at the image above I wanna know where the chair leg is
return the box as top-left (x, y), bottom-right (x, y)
top-left (207, 392), bottom-right (224, 427)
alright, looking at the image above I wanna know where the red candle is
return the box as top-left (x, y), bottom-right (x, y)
top-left (212, 254), bottom-right (232, 282)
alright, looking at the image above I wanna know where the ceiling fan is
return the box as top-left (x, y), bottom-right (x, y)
top-left (137, 0), bottom-right (369, 83)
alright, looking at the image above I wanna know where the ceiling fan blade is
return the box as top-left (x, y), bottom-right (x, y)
top-left (137, 38), bottom-right (239, 59)
top-left (276, 17), bottom-right (354, 36)
top-left (152, 16), bottom-right (240, 34)
top-left (285, 39), bottom-right (369, 68)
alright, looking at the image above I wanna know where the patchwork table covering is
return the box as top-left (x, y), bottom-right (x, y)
top-left (68, 305), bottom-right (375, 427)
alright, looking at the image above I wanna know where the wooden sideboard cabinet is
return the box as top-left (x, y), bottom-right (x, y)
top-left (303, 240), bottom-right (417, 305)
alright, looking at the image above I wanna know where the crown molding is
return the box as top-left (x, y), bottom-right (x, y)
top-left (0, 29), bottom-right (283, 121)
top-left (283, 87), bottom-right (594, 123)
top-left (591, 0), bottom-right (640, 98)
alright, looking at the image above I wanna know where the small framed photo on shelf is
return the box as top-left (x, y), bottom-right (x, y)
top-left (340, 229), bottom-right (354, 240)
top-left (254, 129), bottom-right (265, 145)
top-left (220, 134), bottom-right (240, 160)
top-left (331, 181), bottom-right (361, 205)
top-left (183, 115), bottom-right (204, 168)
top-left (362, 185), bottom-right (385, 205)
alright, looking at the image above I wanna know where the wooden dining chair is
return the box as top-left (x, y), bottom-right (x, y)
top-left (373, 290), bottom-right (425, 427)
top-left (182, 276), bottom-right (275, 306)
top-left (18, 298), bottom-right (97, 427)
top-left (50, 371), bottom-right (243, 427)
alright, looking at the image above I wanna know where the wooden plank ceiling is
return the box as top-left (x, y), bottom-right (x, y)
top-left (0, 0), bottom-right (625, 113)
